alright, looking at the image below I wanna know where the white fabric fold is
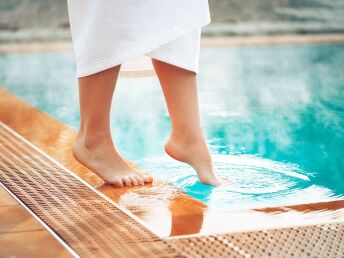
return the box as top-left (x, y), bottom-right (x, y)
top-left (67, 0), bottom-right (211, 77)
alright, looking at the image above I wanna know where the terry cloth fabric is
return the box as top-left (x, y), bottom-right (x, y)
top-left (67, 0), bottom-right (211, 78)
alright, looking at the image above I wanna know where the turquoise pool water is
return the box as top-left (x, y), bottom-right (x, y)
top-left (1, 43), bottom-right (344, 209)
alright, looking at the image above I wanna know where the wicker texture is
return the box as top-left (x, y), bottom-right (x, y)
top-left (169, 223), bottom-right (344, 257)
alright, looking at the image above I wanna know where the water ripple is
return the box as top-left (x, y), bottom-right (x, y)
top-left (137, 154), bottom-right (339, 209)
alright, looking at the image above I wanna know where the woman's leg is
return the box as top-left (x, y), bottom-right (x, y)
top-left (72, 66), bottom-right (153, 186)
top-left (152, 59), bottom-right (221, 185)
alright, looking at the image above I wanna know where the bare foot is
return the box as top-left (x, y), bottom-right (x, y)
top-left (72, 133), bottom-right (153, 186)
top-left (164, 134), bottom-right (222, 186)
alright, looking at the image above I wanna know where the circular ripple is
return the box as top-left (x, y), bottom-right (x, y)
top-left (137, 154), bottom-right (336, 209)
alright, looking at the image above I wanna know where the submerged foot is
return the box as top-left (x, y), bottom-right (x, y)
top-left (164, 134), bottom-right (223, 186)
top-left (72, 133), bottom-right (153, 187)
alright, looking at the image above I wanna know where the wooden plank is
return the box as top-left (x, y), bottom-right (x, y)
top-left (0, 186), bottom-right (18, 206)
top-left (0, 205), bottom-right (44, 234)
top-left (0, 230), bottom-right (73, 258)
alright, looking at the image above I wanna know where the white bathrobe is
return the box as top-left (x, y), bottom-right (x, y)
top-left (67, 0), bottom-right (211, 77)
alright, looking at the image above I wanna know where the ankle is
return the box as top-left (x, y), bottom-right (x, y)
top-left (170, 130), bottom-right (205, 145)
top-left (77, 131), bottom-right (112, 149)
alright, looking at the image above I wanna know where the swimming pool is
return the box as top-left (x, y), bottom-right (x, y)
top-left (1, 43), bottom-right (343, 210)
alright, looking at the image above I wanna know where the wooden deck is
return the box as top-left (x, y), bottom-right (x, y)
top-left (0, 187), bottom-right (72, 257)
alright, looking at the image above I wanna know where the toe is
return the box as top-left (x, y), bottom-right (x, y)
top-left (123, 177), bottom-right (132, 186)
top-left (135, 175), bottom-right (144, 185)
top-left (130, 176), bottom-right (139, 186)
top-left (140, 173), bottom-right (153, 183)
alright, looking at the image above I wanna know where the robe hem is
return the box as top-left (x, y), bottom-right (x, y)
top-left (75, 20), bottom-right (209, 78)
